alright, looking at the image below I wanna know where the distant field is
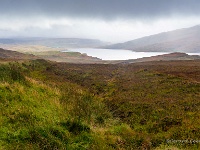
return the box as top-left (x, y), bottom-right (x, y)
top-left (0, 44), bottom-right (62, 53)
top-left (30, 51), bottom-right (103, 63)
top-left (0, 45), bottom-right (104, 63)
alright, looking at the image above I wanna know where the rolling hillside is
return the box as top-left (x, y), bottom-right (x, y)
top-left (103, 25), bottom-right (200, 53)
top-left (0, 56), bottom-right (199, 149)
top-left (119, 52), bottom-right (200, 64)
top-left (0, 48), bottom-right (38, 61)
top-left (0, 48), bottom-right (103, 63)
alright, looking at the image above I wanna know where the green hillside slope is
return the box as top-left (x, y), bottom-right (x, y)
top-left (0, 59), bottom-right (200, 149)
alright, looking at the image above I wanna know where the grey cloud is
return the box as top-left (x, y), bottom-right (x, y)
top-left (1, 0), bottom-right (200, 20)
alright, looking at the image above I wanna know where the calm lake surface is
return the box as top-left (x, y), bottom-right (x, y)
top-left (63, 48), bottom-right (200, 60)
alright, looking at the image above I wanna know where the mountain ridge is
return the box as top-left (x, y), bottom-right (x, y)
top-left (103, 25), bottom-right (200, 53)
top-left (0, 37), bottom-right (110, 49)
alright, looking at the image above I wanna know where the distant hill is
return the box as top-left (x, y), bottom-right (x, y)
top-left (120, 52), bottom-right (200, 64)
top-left (0, 48), bottom-right (103, 63)
top-left (0, 48), bottom-right (38, 60)
top-left (103, 25), bottom-right (200, 53)
top-left (0, 38), bottom-right (109, 49)
top-left (31, 51), bottom-right (103, 64)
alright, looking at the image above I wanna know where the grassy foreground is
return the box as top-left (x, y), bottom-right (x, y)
top-left (0, 59), bottom-right (200, 149)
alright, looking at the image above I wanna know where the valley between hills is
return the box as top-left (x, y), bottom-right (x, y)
top-left (0, 24), bottom-right (200, 150)
top-left (2, 0), bottom-right (200, 149)
top-left (0, 47), bottom-right (200, 149)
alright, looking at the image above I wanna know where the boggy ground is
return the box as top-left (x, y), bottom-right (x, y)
top-left (0, 59), bottom-right (200, 149)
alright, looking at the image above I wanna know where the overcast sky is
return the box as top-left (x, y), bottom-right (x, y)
top-left (1, 0), bottom-right (200, 43)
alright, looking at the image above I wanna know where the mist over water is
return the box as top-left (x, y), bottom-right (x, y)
top-left (62, 48), bottom-right (200, 60)
top-left (62, 48), bottom-right (166, 60)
